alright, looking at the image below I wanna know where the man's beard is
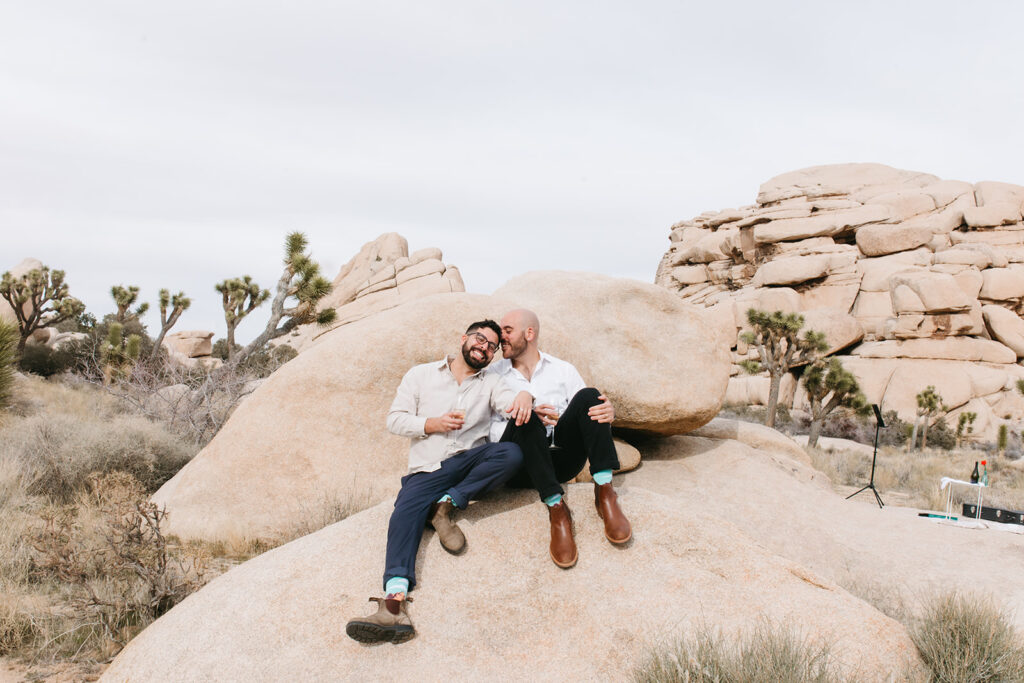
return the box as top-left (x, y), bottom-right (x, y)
top-left (502, 334), bottom-right (526, 359)
top-left (462, 341), bottom-right (490, 369)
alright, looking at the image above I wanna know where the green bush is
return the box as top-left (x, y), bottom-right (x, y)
top-left (2, 412), bottom-right (197, 501)
top-left (912, 591), bottom-right (1024, 682)
top-left (17, 343), bottom-right (79, 377)
top-left (632, 621), bottom-right (843, 682)
top-left (926, 417), bottom-right (956, 451)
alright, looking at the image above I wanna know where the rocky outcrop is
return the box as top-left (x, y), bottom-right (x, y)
top-left (161, 330), bottom-right (222, 370)
top-left (657, 164), bottom-right (1024, 439)
top-left (104, 435), bottom-right (949, 682)
top-left (282, 233), bottom-right (465, 352)
top-left (152, 273), bottom-right (729, 543)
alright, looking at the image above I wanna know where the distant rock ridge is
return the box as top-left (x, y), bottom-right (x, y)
top-left (656, 163), bottom-right (1024, 439)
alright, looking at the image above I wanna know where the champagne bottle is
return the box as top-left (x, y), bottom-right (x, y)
top-left (970, 461), bottom-right (980, 484)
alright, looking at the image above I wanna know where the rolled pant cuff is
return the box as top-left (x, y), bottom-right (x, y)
top-left (383, 568), bottom-right (414, 592)
top-left (446, 488), bottom-right (469, 509)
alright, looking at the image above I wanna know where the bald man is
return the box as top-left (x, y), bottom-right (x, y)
top-left (487, 309), bottom-right (631, 568)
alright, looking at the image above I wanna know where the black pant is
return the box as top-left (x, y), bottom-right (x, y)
top-left (383, 442), bottom-right (522, 591)
top-left (501, 388), bottom-right (620, 501)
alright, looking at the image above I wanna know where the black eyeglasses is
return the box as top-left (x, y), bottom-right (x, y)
top-left (467, 332), bottom-right (499, 353)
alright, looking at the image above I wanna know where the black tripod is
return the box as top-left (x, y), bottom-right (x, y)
top-left (846, 404), bottom-right (885, 509)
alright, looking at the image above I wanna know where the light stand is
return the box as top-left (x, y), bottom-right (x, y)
top-left (846, 404), bottom-right (885, 509)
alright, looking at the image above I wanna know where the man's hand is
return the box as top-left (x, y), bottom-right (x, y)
top-left (534, 404), bottom-right (560, 427)
top-left (506, 390), bottom-right (534, 426)
top-left (425, 412), bottom-right (465, 434)
top-left (588, 394), bottom-right (615, 423)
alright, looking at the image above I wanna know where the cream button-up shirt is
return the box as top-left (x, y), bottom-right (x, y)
top-left (486, 351), bottom-right (587, 442)
top-left (387, 357), bottom-right (520, 474)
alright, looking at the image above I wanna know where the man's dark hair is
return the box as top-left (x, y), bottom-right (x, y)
top-left (465, 319), bottom-right (501, 340)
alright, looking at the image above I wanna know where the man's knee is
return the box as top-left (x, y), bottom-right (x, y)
top-left (491, 442), bottom-right (524, 469)
top-left (572, 387), bottom-right (601, 407)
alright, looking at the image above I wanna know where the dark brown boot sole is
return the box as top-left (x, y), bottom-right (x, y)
top-left (346, 620), bottom-right (415, 644)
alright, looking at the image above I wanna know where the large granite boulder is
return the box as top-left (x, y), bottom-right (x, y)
top-left (492, 271), bottom-right (730, 434)
top-left (104, 435), bottom-right (942, 682)
top-left (154, 273), bottom-right (729, 543)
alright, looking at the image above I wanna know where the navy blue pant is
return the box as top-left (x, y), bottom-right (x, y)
top-left (383, 442), bottom-right (522, 591)
top-left (502, 388), bottom-right (620, 501)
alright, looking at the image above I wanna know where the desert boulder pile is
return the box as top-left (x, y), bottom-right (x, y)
top-left (283, 233), bottom-right (466, 352)
top-left (656, 164), bottom-right (1024, 437)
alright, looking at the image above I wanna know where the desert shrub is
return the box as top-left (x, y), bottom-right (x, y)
top-left (911, 591), bottom-right (1024, 682)
top-left (16, 343), bottom-right (80, 377)
top-left (25, 472), bottom-right (209, 659)
top-left (1, 412), bottom-right (196, 501)
top-left (632, 621), bottom-right (844, 683)
top-left (925, 417), bottom-right (956, 451)
top-left (212, 339), bottom-right (298, 378)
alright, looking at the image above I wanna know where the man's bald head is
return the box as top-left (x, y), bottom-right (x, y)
top-left (499, 308), bottom-right (540, 360)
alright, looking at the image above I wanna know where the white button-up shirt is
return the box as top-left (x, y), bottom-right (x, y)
top-left (486, 351), bottom-right (587, 442)
top-left (387, 357), bottom-right (520, 474)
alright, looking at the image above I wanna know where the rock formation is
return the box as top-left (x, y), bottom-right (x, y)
top-left (161, 330), bottom-right (222, 370)
top-left (281, 233), bottom-right (466, 352)
top-left (109, 422), bottom-right (1024, 681)
top-left (656, 164), bottom-right (1024, 439)
top-left (152, 272), bottom-right (729, 544)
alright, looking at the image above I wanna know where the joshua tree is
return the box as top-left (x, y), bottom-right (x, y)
top-left (0, 266), bottom-right (85, 352)
top-left (232, 232), bottom-right (335, 366)
top-left (740, 309), bottom-right (827, 428)
top-left (150, 289), bottom-right (191, 360)
top-left (101, 322), bottom-right (141, 384)
top-left (802, 358), bottom-right (870, 448)
top-left (215, 276), bottom-right (269, 361)
top-left (912, 386), bottom-right (946, 451)
top-left (110, 285), bottom-right (149, 323)
top-left (956, 411), bottom-right (977, 447)
top-left (0, 321), bottom-right (17, 409)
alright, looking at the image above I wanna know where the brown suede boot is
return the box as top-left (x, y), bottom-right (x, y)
top-left (594, 482), bottom-right (632, 544)
top-left (345, 596), bottom-right (415, 643)
top-left (429, 500), bottom-right (466, 554)
top-left (547, 501), bottom-right (578, 568)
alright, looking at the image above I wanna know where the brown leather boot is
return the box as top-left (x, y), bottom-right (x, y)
top-left (547, 501), bottom-right (578, 568)
top-left (345, 596), bottom-right (415, 643)
top-left (594, 482), bottom-right (632, 544)
top-left (429, 500), bottom-right (466, 554)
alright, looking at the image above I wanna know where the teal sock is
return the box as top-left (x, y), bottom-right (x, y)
top-left (385, 577), bottom-right (409, 596)
top-left (543, 493), bottom-right (562, 507)
top-left (592, 470), bottom-right (613, 485)
top-left (437, 494), bottom-right (454, 505)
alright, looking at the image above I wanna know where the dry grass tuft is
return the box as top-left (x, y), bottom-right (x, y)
top-left (911, 591), bottom-right (1024, 683)
top-left (632, 621), bottom-right (847, 683)
top-left (1, 412), bottom-right (197, 502)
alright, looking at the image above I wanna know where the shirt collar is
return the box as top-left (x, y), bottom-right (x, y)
top-left (437, 355), bottom-right (485, 378)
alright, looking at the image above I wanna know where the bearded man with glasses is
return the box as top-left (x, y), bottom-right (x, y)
top-left (346, 319), bottom-right (533, 644)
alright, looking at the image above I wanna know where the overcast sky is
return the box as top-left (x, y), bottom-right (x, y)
top-left (2, 1), bottom-right (1023, 343)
